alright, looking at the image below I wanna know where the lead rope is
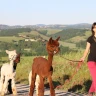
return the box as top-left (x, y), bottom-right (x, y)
top-left (56, 54), bottom-right (84, 89)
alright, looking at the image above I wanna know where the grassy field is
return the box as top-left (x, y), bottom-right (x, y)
top-left (65, 30), bottom-right (91, 43)
top-left (37, 28), bottom-right (62, 35)
top-left (59, 41), bottom-right (76, 48)
top-left (0, 36), bottom-right (23, 42)
top-left (66, 36), bottom-right (86, 43)
top-left (0, 51), bottom-right (91, 93)
top-left (46, 29), bottom-right (62, 35)
top-left (19, 31), bottom-right (77, 49)
top-left (18, 31), bottom-right (39, 36)
top-left (18, 30), bottom-right (91, 49)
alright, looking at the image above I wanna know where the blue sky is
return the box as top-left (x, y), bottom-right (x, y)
top-left (0, 0), bottom-right (96, 25)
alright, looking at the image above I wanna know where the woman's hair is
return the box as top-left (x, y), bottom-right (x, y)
top-left (91, 22), bottom-right (96, 36)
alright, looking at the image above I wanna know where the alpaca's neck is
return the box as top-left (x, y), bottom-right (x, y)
top-left (10, 60), bottom-right (14, 65)
top-left (9, 60), bottom-right (14, 73)
top-left (48, 53), bottom-right (53, 66)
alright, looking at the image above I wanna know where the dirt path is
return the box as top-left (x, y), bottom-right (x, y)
top-left (6, 84), bottom-right (87, 96)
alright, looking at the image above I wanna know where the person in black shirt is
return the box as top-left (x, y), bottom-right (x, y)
top-left (81, 22), bottom-right (96, 96)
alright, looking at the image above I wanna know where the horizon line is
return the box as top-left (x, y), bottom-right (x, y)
top-left (0, 23), bottom-right (92, 26)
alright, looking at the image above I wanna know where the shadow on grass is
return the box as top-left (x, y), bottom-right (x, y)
top-left (44, 81), bottom-right (61, 88)
top-left (68, 79), bottom-right (92, 94)
top-left (63, 74), bottom-right (70, 83)
top-left (68, 84), bottom-right (82, 92)
top-left (17, 79), bottom-right (28, 84)
top-left (44, 75), bottom-right (71, 89)
top-left (83, 79), bottom-right (92, 92)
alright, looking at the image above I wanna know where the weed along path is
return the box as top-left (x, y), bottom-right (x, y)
top-left (6, 84), bottom-right (87, 96)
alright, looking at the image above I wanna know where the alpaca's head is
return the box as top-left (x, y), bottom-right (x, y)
top-left (46, 37), bottom-right (60, 55)
top-left (6, 50), bottom-right (17, 61)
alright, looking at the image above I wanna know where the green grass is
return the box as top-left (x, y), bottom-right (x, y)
top-left (84, 31), bottom-right (91, 38)
top-left (46, 29), bottom-right (62, 35)
top-left (18, 31), bottom-right (39, 36)
top-left (59, 41), bottom-right (76, 48)
top-left (15, 56), bottom-right (35, 84)
top-left (66, 36), bottom-right (86, 43)
top-left (65, 31), bottom-right (91, 43)
top-left (52, 52), bottom-right (91, 93)
top-left (0, 36), bottom-right (23, 42)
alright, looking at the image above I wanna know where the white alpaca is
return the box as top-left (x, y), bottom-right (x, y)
top-left (28, 56), bottom-right (45, 96)
top-left (0, 50), bottom-right (17, 96)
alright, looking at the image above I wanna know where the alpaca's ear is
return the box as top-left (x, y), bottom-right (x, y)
top-left (49, 37), bottom-right (53, 44)
top-left (6, 50), bottom-right (9, 54)
top-left (56, 36), bottom-right (60, 41)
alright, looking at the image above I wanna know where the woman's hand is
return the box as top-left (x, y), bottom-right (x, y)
top-left (80, 57), bottom-right (85, 62)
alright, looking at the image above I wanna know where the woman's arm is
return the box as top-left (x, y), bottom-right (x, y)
top-left (80, 42), bottom-right (90, 61)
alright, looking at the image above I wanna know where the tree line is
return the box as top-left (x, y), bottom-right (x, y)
top-left (0, 40), bottom-right (76, 57)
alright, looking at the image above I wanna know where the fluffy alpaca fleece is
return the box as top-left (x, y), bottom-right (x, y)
top-left (28, 56), bottom-right (45, 95)
top-left (0, 50), bottom-right (17, 96)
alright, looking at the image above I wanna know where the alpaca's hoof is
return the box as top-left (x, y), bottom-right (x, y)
top-left (13, 92), bottom-right (17, 96)
top-left (51, 91), bottom-right (55, 96)
top-left (12, 88), bottom-right (17, 96)
top-left (1, 91), bottom-right (5, 96)
top-left (51, 93), bottom-right (55, 96)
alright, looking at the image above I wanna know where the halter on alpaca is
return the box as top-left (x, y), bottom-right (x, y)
top-left (29, 37), bottom-right (60, 96)
top-left (0, 50), bottom-right (17, 96)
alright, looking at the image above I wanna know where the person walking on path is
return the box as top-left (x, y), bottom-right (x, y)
top-left (80, 22), bottom-right (96, 96)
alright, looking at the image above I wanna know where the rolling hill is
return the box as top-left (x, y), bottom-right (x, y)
top-left (0, 23), bottom-right (91, 29)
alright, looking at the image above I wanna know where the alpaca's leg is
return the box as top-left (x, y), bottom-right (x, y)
top-left (1, 76), bottom-right (8, 96)
top-left (29, 71), bottom-right (40, 96)
top-left (35, 75), bottom-right (40, 96)
top-left (8, 79), bottom-right (12, 94)
top-left (38, 76), bottom-right (44, 96)
top-left (48, 75), bottom-right (55, 96)
top-left (0, 74), bottom-right (4, 93)
top-left (28, 71), bottom-right (32, 94)
top-left (11, 78), bottom-right (17, 96)
top-left (29, 72), bottom-right (36, 96)
top-left (29, 71), bottom-right (32, 86)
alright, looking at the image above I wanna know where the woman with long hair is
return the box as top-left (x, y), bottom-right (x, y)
top-left (81, 22), bottom-right (96, 96)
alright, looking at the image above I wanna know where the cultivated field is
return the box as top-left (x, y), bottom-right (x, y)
top-left (0, 36), bottom-right (23, 42)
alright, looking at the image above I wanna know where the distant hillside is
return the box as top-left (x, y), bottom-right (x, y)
top-left (0, 27), bottom-right (91, 49)
top-left (0, 28), bottom-right (31, 36)
top-left (0, 23), bottom-right (91, 29)
top-left (50, 29), bottom-right (89, 41)
top-left (65, 23), bottom-right (91, 29)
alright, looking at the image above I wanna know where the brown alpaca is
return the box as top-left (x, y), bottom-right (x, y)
top-left (29, 37), bottom-right (60, 96)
